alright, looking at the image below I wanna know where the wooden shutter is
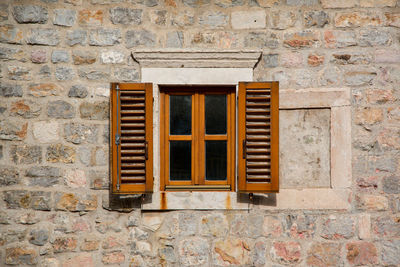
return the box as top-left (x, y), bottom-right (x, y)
top-left (111, 83), bottom-right (153, 194)
top-left (238, 82), bottom-right (279, 193)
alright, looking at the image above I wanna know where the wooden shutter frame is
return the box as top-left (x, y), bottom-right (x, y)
top-left (111, 83), bottom-right (153, 194)
top-left (238, 82), bottom-right (279, 193)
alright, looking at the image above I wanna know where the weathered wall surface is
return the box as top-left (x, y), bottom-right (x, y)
top-left (0, 0), bottom-right (400, 266)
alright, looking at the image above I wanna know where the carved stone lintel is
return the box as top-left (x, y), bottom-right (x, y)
top-left (131, 49), bottom-right (262, 68)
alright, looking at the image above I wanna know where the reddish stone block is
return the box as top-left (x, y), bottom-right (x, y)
top-left (270, 241), bottom-right (301, 264)
top-left (78, 10), bottom-right (103, 26)
top-left (62, 253), bottom-right (94, 267)
top-left (53, 237), bottom-right (78, 252)
top-left (346, 241), bottom-right (377, 265)
top-left (306, 243), bottom-right (341, 267)
top-left (308, 53), bottom-right (324, 66)
top-left (102, 251), bottom-right (125, 264)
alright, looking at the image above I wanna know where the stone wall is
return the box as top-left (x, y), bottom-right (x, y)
top-left (1, 0), bottom-right (400, 266)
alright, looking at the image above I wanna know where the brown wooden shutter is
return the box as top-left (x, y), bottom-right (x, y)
top-left (238, 82), bottom-right (279, 193)
top-left (111, 83), bottom-right (153, 194)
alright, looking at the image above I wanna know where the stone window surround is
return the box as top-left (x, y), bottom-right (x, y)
top-left (131, 50), bottom-right (351, 210)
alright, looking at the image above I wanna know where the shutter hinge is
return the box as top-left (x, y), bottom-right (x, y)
top-left (115, 134), bottom-right (120, 145)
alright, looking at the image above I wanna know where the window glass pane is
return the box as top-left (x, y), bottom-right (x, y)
top-left (205, 95), bottom-right (227, 134)
top-left (206, 141), bottom-right (227, 180)
top-left (170, 95), bottom-right (191, 135)
top-left (170, 141), bottom-right (191, 181)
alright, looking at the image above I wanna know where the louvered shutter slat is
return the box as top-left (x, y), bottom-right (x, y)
top-left (238, 82), bottom-right (279, 193)
top-left (111, 83), bottom-right (153, 194)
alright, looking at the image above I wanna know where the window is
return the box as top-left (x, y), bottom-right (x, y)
top-left (160, 86), bottom-right (236, 191)
top-left (110, 82), bottom-right (279, 194)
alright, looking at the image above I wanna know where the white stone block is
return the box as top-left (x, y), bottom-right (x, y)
top-left (32, 121), bottom-right (59, 143)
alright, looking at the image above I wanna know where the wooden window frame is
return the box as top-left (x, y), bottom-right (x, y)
top-left (160, 85), bottom-right (236, 191)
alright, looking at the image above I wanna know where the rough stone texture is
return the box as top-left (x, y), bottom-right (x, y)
top-left (110, 7), bottom-right (142, 25)
top-left (12, 5), bottom-right (48, 24)
top-left (126, 30), bottom-right (156, 48)
top-left (27, 28), bottom-right (60, 46)
top-left (54, 9), bottom-right (76, 27)
top-left (48, 100), bottom-right (75, 119)
top-left (280, 109), bottom-right (330, 188)
top-left (68, 85), bottom-right (88, 98)
top-left (89, 29), bottom-right (120, 46)
top-left (0, 1), bottom-right (399, 266)
top-left (79, 102), bottom-right (109, 120)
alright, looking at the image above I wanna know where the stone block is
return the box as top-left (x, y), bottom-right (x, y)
top-left (358, 214), bottom-right (371, 239)
top-left (64, 169), bottom-right (86, 188)
top-left (345, 70), bottom-right (376, 86)
top-left (54, 9), bottom-right (76, 26)
top-left (360, 0), bottom-right (396, 6)
top-left (0, 25), bottom-right (23, 44)
top-left (78, 10), bottom-right (103, 25)
top-left (263, 53), bottom-right (278, 68)
top-left (346, 242), bottom-right (377, 266)
top-left (53, 237), bottom-right (78, 253)
top-left (0, 83), bottom-right (22, 97)
top-left (286, 0), bottom-right (318, 6)
top-left (244, 32), bottom-right (279, 49)
top-left (356, 194), bottom-right (389, 211)
top-left (334, 12), bottom-right (382, 28)
top-left (62, 254), bottom-right (94, 267)
top-left (284, 30), bottom-right (320, 48)
top-left (321, 0), bottom-right (357, 8)
top-left (27, 28), bottom-right (60, 46)
top-left (102, 251), bottom-right (125, 264)
top-left (55, 192), bottom-right (97, 211)
top-left (72, 50), bottom-right (96, 65)
top-left (101, 51), bottom-right (124, 64)
top-left (31, 49), bottom-right (47, 63)
top-left (26, 166), bottom-right (61, 187)
top-left (373, 215), bottom-right (400, 238)
top-left (0, 46), bottom-right (27, 62)
top-left (114, 68), bottom-right (139, 81)
top-left (4, 190), bottom-right (51, 210)
top-left (29, 229), bottom-right (49, 246)
top-left (102, 236), bottom-right (123, 249)
top-left (377, 128), bottom-right (400, 150)
top-left (182, 0), bottom-right (210, 7)
top-left (150, 10), bottom-right (166, 26)
top-left (110, 7), bottom-right (142, 25)
top-left (171, 10), bottom-right (194, 27)
top-left (179, 237), bottom-right (209, 266)
top-left (68, 85), bottom-right (88, 98)
top-left (0, 166), bottom-right (19, 186)
top-left (304, 11), bottom-right (329, 28)
top-left (12, 5), bottom-right (48, 24)
top-left (280, 109), bottom-right (330, 188)
top-left (385, 12), bottom-right (400, 28)
top-left (375, 49), bottom-right (400, 63)
top-left (0, 120), bottom-right (27, 141)
top-left (29, 83), bottom-right (64, 97)
top-left (47, 100), bottom-right (75, 119)
top-left (51, 50), bottom-right (69, 63)
top-left (166, 31), bottom-right (184, 48)
top-left (81, 237), bottom-right (100, 251)
top-left (39, 65), bottom-right (51, 78)
top-left (359, 29), bottom-right (391, 47)
top-left (78, 68), bottom-right (110, 80)
top-left (383, 176), bottom-right (400, 194)
top-left (270, 241), bottom-right (301, 264)
top-left (66, 30), bottom-right (87, 46)
top-left (55, 66), bottom-right (74, 81)
top-left (5, 247), bottom-right (37, 265)
top-left (321, 215), bottom-right (355, 239)
top-left (286, 214), bottom-right (317, 239)
top-left (46, 144), bottom-right (75, 163)
top-left (0, 4), bottom-right (8, 22)
top-left (382, 240), bottom-right (400, 266)
top-left (125, 30), bottom-right (156, 48)
top-left (388, 107), bottom-right (400, 123)
top-left (213, 239), bottom-right (250, 265)
top-left (280, 52), bottom-right (302, 67)
top-left (8, 65), bottom-right (32, 81)
top-left (308, 53), bottom-right (324, 66)
top-left (89, 29), bottom-right (120, 46)
top-left (355, 107), bottom-right (383, 126)
top-left (306, 243), bottom-right (341, 266)
top-left (324, 30), bottom-right (357, 48)
top-left (10, 100), bottom-right (41, 118)
top-left (262, 216), bottom-right (283, 237)
top-left (231, 10), bottom-right (265, 29)
top-left (270, 10), bottom-right (297, 30)
top-left (79, 101), bottom-right (109, 120)
top-left (200, 213), bottom-right (229, 237)
top-left (11, 145), bottom-right (41, 164)
top-left (331, 52), bottom-right (372, 65)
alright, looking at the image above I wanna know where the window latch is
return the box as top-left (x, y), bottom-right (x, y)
top-left (115, 134), bottom-right (120, 145)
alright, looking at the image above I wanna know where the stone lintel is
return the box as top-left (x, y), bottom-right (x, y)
top-left (132, 50), bottom-right (262, 68)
